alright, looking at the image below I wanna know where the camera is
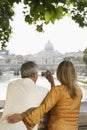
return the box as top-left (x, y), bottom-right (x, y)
top-left (41, 72), bottom-right (46, 77)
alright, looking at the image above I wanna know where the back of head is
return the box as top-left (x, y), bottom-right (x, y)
top-left (20, 61), bottom-right (38, 78)
top-left (56, 60), bottom-right (77, 99)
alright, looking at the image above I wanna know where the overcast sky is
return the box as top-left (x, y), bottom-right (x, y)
top-left (7, 3), bottom-right (87, 55)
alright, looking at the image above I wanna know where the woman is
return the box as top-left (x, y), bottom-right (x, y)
top-left (7, 60), bottom-right (82, 130)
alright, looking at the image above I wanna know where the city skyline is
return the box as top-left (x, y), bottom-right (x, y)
top-left (6, 3), bottom-right (87, 55)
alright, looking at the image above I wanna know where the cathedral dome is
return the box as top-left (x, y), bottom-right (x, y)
top-left (44, 40), bottom-right (54, 52)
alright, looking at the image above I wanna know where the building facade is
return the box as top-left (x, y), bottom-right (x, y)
top-left (34, 40), bottom-right (64, 70)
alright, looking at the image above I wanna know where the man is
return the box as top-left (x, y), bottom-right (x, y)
top-left (0, 61), bottom-right (54, 130)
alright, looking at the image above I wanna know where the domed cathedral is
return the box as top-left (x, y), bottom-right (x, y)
top-left (44, 40), bottom-right (54, 53)
top-left (35, 40), bottom-right (64, 71)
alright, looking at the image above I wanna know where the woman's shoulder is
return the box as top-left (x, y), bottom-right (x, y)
top-left (54, 84), bottom-right (64, 88)
top-left (76, 85), bottom-right (83, 94)
top-left (52, 85), bottom-right (64, 91)
top-left (75, 85), bottom-right (82, 91)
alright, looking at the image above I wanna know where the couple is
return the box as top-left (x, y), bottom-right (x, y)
top-left (0, 60), bottom-right (82, 130)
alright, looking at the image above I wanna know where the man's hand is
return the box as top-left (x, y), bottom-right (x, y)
top-left (6, 113), bottom-right (22, 123)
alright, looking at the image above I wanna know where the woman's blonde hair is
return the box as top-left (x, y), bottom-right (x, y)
top-left (57, 60), bottom-right (77, 99)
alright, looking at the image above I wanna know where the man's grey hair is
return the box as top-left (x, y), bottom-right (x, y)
top-left (20, 61), bottom-right (38, 78)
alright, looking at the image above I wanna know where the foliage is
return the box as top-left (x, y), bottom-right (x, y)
top-left (83, 47), bottom-right (87, 68)
top-left (23, 0), bottom-right (87, 31)
top-left (0, 0), bottom-right (21, 50)
top-left (0, 0), bottom-right (87, 49)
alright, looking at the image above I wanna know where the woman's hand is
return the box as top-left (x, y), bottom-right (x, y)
top-left (6, 113), bottom-right (22, 123)
top-left (45, 70), bottom-right (55, 88)
top-left (6, 113), bottom-right (33, 130)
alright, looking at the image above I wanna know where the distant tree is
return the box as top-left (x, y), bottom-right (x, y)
top-left (0, 0), bottom-right (87, 49)
top-left (83, 47), bottom-right (87, 68)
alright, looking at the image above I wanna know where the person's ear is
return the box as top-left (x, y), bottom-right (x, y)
top-left (32, 73), bottom-right (36, 79)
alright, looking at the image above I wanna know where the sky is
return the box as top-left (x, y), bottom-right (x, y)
top-left (7, 3), bottom-right (87, 55)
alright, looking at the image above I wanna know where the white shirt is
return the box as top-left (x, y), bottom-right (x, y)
top-left (0, 78), bottom-right (49, 130)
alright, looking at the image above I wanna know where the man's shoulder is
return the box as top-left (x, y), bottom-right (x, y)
top-left (7, 79), bottom-right (23, 88)
top-left (8, 78), bottom-right (21, 84)
top-left (34, 86), bottom-right (49, 94)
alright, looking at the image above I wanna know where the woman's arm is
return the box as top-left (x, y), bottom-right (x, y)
top-left (22, 87), bottom-right (60, 128)
top-left (7, 87), bottom-right (60, 126)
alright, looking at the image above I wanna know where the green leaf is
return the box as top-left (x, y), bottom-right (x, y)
top-left (50, 10), bottom-right (56, 23)
top-left (56, 6), bottom-right (64, 20)
top-left (36, 24), bottom-right (44, 32)
top-left (25, 15), bottom-right (32, 24)
top-left (78, 0), bottom-right (87, 2)
top-left (66, 13), bottom-right (72, 17)
top-left (1, 43), bottom-right (7, 50)
top-left (45, 11), bottom-right (51, 23)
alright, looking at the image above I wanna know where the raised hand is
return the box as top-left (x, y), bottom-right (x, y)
top-left (45, 70), bottom-right (55, 88)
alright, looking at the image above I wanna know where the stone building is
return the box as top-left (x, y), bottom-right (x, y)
top-left (34, 40), bottom-right (64, 70)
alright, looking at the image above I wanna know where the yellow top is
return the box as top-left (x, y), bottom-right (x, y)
top-left (22, 85), bottom-right (82, 130)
